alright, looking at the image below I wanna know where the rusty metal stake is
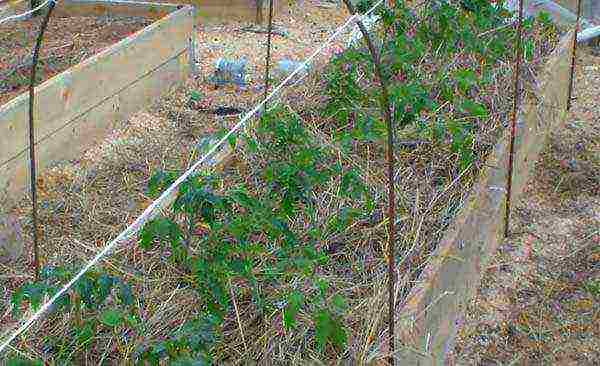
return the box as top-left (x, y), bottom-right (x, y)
top-left (29, 0), bottom-right (57, 279)
top-left (263, 0), bottom-right (274, 113)
top-left (504, 0), bottom-right (525, 239)
top-left (567, 0), bottom-right (582, 112)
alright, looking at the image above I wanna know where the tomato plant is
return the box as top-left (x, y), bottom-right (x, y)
top-left (6, 1), bottom-right (559, 363)
top-left (9, 265), bottom-right (137, 363)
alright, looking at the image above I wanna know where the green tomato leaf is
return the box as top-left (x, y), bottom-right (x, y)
top-left (118, 281), bottom-right (134, 306)
top-left (454, 68), bottom-right (478, 94)
top-left (189, 90), bottom-right (203, 102)
top-left (100, 309), bottom-right (124, 328)
top-left (47, 285), bottom-right (71, 313)
top-left (11, 288), bottom-right (27, 316)
top-left (460, 99), bottom-right (488, 118)
top-left (313, 309), bottom-right (332, 352)
top-left (147, 171), bottom-right (178, 198)
top-left (283, 291), bottom-right (304, 330)
top-left (97, 274), bottom-right (114, 304)
top-left (331, 294), bottom-right (347, 314)
top-left (125, 313), bottom-right (140, 327)
top-left (6, 357), bottom-right (44, 366)
top-left (139, 218), bottom-right (182, 251)
top-left (313, 309), bottom-right (347, 352)
top-left (316, 279), bottom-right (329, 300)
top-left (75, 321), bottom-right (96, 345)
top-left (227, 133), bottom-right (237, 150)
top-left (524, 39), bottom-right (535, 62)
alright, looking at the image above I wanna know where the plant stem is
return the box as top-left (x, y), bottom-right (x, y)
top-left (229, 281), bottom-right (248, 353)
top-left (340, 1), bottom-right (396, 363)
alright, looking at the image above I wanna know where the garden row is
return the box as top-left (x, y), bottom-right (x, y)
top-left (1, 1), bottom-right (572, 364)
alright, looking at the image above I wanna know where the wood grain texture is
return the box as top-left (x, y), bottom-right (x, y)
top-left (393, 31), bottom-right (574, 365)
top-left (0, 0), bottom-right (27, 19)
top-left (52, 0), bottom-right (182, 20)
top-left (142, 0), bottom-right (288, 22)
top-left (0, 0), bottom-right (186, 20)
top-left (1, 0), bottom-right (289, 22)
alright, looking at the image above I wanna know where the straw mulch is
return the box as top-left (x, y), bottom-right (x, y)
top-left (0, 2), bottom-right (570, 364)
top-left (0, 2), bottom-right (357, 362)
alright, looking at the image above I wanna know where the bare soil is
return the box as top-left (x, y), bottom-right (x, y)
top-left (454, 47), bottom-right (600, 365)
top-left (0, 14), bottom-right (151, 105)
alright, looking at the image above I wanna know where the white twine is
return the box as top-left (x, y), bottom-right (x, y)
top-left (0, 0), bottom-right (56, 26)
top-left (0, 0), bottom-right (384, 354)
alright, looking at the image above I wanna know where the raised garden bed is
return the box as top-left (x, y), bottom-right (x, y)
top-left (0, 12), bottom-right (153, 105)
top-left (0, 1), bottom-right (577, 364)
top-left (0, 1), bottom-right (198, 209)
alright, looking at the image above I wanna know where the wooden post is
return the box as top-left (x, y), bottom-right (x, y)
top-left (256, 0), bottom-right (264, 24)
top-left (263, 0), bottom-right (274, 111)
top-left (504, 0), bottom-right (525, 238)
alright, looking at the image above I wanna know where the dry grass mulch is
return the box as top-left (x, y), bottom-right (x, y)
top-left (0, 2), bottom-right (575, 364)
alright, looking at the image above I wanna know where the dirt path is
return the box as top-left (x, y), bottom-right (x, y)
top-left (454, 47), bottom-right (599, 365)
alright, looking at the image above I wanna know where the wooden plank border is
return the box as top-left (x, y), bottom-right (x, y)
top-left (179, 0), bottom-right (288, 23)
top-left (0, 0), bottom-right (288, 23)
top-left (392, 31), bottom-right (574, 365)
top-left (0, 0), bottom-right (28, 19)
top-left (52, 0), bottom-right (184, 20)
top-left (0, 0), bottom-right (182, 19)
top-left (0, 5), bottom-right (198, 207)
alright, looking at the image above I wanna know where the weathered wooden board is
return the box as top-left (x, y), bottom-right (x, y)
top-left (525, 0), bottom-right (595, 28)
top-left (1, 0), bottom-right (288, 24)
top-left (0, 0), bottom-right (181, 20)
top-left (197, 0), bottom-right (287, 22)
top-left (52, 0), bottom-right (182, 20)
top-left (0, 6), bottom-right (192, 164)
top-left (147, 0), bottom-right (288, 22)
top-left (0, 0), bottom-right (27, 19)
top-left (0, 6), bottom-right (196, 204)
top-left (0, 52), bottom-right (188, 202)
top-left (393, 31), bottom-right (574, 365)
top-left (554, 0), bottom-right (600, 24)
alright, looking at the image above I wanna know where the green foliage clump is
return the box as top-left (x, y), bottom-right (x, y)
top-left (136, 106), bottom-right (374, 361)
top-left (135, 314), bottom-right (220, 365)
top-left (324, 0), bottom-right (557, 173)
top-left (7, 2), bottom-right (560, 363)
top-left (10, 265), bottom-right (137, 363)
